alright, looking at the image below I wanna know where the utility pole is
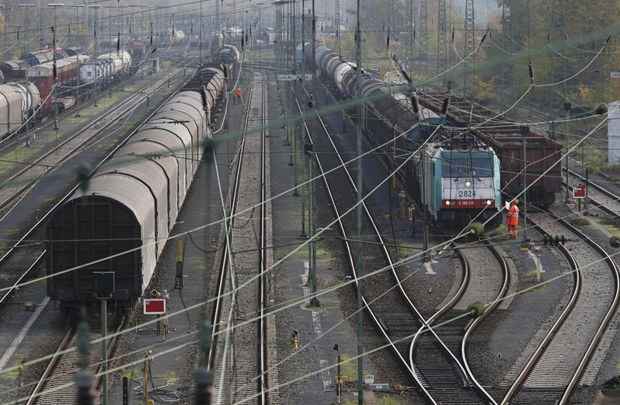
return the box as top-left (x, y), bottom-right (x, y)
top-left (292, 0), bottom-right (296, 70)
top-left (354, 1), bottom-right (364, 403)
top-left (49, 21), bottom-right (58, 131)
top-left (75, 321), bottom-right (94, 405)
top-left (38, 0), bottom-right (43, 47)
top-left (194, 321), bottom-right (212, 404)
top-left (199, 0), bottom-right (203, 64)
top-left (437, 0), bottom-right (448, 76)
top-left (216, 0), bottom-right (221, 39)
top-left (521, 126), bottom-right (529, 246)
top-left (311, 0), bottom-right (316, 80)
top-left (305, 143), bottom-right (319, 307)
top-left (301, 0), bottom-right (305, 80)
top-left (419, 0), bottom-right (428, 63)
top-left (100, 298), bottom-right (109, 405)
top-left (408, 0), bottom-right (414, 70)
top-left (500, 0), bottom-right (514, 92)
top-left (464, 0), bottom-right (475, 95)
top-left (335, 0), bottom-right (341, 59)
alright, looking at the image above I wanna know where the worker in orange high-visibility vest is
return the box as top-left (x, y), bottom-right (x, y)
top-left (505, 199), bottom-right (520, 239)
top-left (234, 87), bottom-right (242, 104)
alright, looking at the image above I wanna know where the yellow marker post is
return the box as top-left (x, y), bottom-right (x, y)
top-left (143, 353), bottom-right (150, 405)
top-left (175, 239), bottom-right (184, 289)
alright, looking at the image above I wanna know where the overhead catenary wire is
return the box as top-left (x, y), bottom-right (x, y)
top-left (7, 232), bottom-right (620, 405)
top-left (0, 116), bottom-right (421, 297)
top-left (0, 205), bottom-right (603, 401)
top-left (0, 72), bottom-right (609, 374)
top-left (0, 154), bottom-right (598, 391)
top-left (0, 26), bottom-right (612, 390)
top-left (0, 198), bottom-right (610, 398)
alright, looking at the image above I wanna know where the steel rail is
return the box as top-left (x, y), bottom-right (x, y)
top-left (500, 208), bottom-right (619, 404)
top-left (94, 317), bottom-right (127, 392)
top-left (293, 91), bottom-right (438, 403)
top-left (24, 328), bottom-right (75, 405)
top-left (302, 83), bottom-right (490, 404)
top-left (0, 70), bottom-right (180, 214)
top-left (301, 85), bottom-right (471, 362)
top-left (498, 217), bottom-right (581, 404)
top-left (565, 168), bottom-right (620, 202)
top-left (0, 250), bottom-right (46, 306)
top-left (407, 248), bottom-right (472, 390)
top-left (564, 168), bottom-right (620, 219)
top-left (207, 85), bottom-right (254, 371)
top-left (460, 243), bottom-right (511, 405)
top-left (555, 213), bottom-right (620, 404)
top-left (257, 78), bottom-right (268, 404)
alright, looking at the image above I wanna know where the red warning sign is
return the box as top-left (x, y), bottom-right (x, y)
top-left (573, 184), bottom-right (587, 199)
top-left (143, 298), bottom-right (166, 315)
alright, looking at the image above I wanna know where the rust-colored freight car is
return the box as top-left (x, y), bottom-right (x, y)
top-left (475, 126), bottom-right (562, 208)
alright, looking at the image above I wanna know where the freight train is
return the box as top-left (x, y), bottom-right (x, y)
top-left (79, 51), bottom-right (133, 87)
top-left (311, 46), bottom-right (502, 225)
top-left (45, 45), bottom-right (241, 312)
top-left (0, 50), bottom-right (135, 141)
top-left (0, 48), bottom-right (65, 81)
top-left (419, 92), bottom-right (562, 208)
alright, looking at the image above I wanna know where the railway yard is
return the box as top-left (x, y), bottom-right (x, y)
top-left (0, 1), bottom-right (620, 405)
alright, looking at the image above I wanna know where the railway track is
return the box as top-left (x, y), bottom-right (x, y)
top-left (209, 77), bottom-right (271, 404)
top-left (0, 70), bottom-right (189, 311)
top-left (207, 85), bottom-right (251, 375)
top-left (25, 318), bottom-right (126, 404)
top-left (0, 73), bottom-right (143, 153)
top-left (407, 242), bottom-right (510, 405)
top-left (0, 71), bottom-right (195, 403)
top-left (257, 78), bottom-right (269, 404)
top-left (0, 70), bottom-right (182, 215)
top-left (459, 243), bottom-right (511, 404)
top-left (499, 209), bottom-right (620, 404)
top-left (293, 89), bottom-right (421, 396)
top-left (294, 85), bottom-right (493, 404)
top-left (564, 168), bottom-right (620, 218)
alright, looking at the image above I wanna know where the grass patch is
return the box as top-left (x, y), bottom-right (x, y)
top-left (595, 219), bottom-right (620, 239)
top-left (525, 270), bottom-right (545, 284)
top-left (0, 147), bottom-right (40, 176)
top-left (376, 397), bottom-right (406, 405)
top-left (598, 216), bottom-right (620, 228)
top-left (342, 397), bottom-right (406, 405)
top-left (570, 217), bottom-right (590, 227)
top-left (339, 354), bottom-right (358, 383)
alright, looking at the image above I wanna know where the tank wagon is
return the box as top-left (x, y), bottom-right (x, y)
top-left (0, 82), bottom-right (42, 138)
top-left (46, 48), bottom-right (240, 312)
top-left (79, 51), bottom-right (132, 87)
top-left (310, 45), bottom-right (502, 225)
top-left (0, 48), bottom-right (66, 81)
top-left (0, 47), bottom-right (142, 142)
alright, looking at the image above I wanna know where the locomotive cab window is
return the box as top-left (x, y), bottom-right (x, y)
top-left (441, 153), bottom-right (493, 178)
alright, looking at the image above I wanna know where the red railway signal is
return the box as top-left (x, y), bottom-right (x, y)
top-left (573, 184), bottom-right (587, 199)
top-left (143, 298), bottom-right (166, 315)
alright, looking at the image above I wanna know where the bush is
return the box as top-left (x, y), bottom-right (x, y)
top-left (469, 222), bottom-right (485, 237)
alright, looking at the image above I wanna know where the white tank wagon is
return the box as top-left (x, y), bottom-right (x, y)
top-left (45, 66), bottom-right (226, 311)
top-left (0, 82), bottom-right (41, 138)
top-left (97, 51), bottom-right (132, 77)
top-left (80, 51), bottom-right (132, 85)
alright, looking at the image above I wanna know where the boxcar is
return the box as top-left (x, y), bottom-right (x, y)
top-left (476, 126), bottom-right (562, 208)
